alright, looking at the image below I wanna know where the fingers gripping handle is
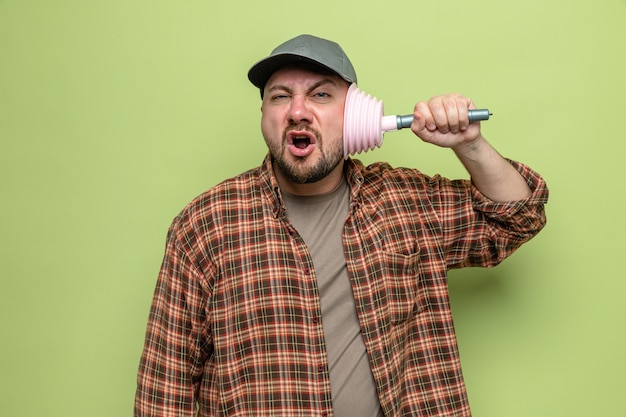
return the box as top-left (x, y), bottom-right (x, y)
top-left (395, 109), bottom-right (492, 129)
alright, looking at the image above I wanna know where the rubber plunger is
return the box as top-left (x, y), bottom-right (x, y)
top-left (343, 83), bottom-right (491, 158)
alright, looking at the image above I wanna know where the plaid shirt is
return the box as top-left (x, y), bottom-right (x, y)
top-left (135, 154), bottom-right (548, 417)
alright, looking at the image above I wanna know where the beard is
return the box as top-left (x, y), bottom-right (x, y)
top-left (266, 128), bottom-right (344, 184)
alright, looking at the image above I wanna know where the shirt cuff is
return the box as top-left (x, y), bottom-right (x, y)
top-left (470, 159), bottom-right (549, 219)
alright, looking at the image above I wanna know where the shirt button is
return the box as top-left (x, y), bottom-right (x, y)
top-left (304, 268), bottom-right (311, 275)
top-left (322, 413), bottom-right (328, 417)
top-left (318, 365), bottom-right (324, 372)
top-left (312, 316), bottom-right (319, 324)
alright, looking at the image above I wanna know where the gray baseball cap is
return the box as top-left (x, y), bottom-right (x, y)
top-left (247, 34), bottom-right (357, 90)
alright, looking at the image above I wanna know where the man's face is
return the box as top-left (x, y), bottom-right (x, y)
top-left (261, 66), bottom-right (349, 186)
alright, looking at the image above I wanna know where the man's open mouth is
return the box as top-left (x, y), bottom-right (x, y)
top-left (292, 136), bottom-right (311, 149)
top-left (287, 130), bottom-right (316, 150)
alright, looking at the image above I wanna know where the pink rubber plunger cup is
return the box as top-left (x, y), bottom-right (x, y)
top-left (343, 84), bottom-right (491, 158)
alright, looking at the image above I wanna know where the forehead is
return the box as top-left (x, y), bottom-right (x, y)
top-left (265, 65), bottom-right (346, 89)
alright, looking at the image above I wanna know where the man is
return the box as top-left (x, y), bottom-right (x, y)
top-left (135, 34), bottom-right (548, 416)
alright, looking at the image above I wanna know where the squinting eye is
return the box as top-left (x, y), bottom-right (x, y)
top-left (311, 92), bottom-right (332, 102)
top-left (271, 94), bottom-right (290, 102)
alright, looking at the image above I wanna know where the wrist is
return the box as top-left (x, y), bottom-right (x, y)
top-left (452, 134), bottom-right (488, 161)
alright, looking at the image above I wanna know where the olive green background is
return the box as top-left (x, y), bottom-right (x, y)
top-left (1, 0), bottom-right (624, 415)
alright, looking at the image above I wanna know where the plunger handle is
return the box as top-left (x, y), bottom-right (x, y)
top-left (396, 109), bottom-right (492, 129)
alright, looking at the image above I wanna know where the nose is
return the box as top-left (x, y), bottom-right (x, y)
top-left (288, 94), bottom-right (313, 125)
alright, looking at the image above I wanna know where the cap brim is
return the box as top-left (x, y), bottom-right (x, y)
top-left (247, 53), bottom-right (350, 90)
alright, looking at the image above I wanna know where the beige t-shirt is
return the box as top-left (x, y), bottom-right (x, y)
top-left (283, 180), bottom-right (384, 417)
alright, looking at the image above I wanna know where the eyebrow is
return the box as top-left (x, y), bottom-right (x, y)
top-left (267, 78), bottom-right (339, 95)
